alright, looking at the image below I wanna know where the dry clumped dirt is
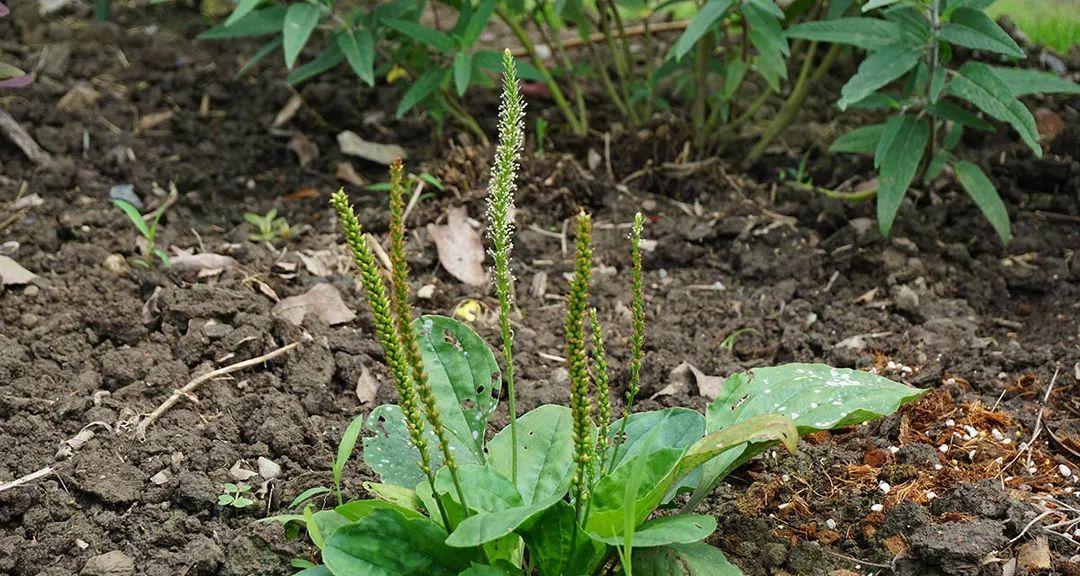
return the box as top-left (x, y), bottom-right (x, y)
top-left (1, 4), bottom-right (1080, 576)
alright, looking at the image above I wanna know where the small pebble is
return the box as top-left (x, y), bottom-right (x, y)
top-left (871, 503), bottom-right (884, 512)
top-left (964, 425), bottom-right (979, 438)
top-left (925, 491), bottom-right (937, 500)
top-left (946, 419), bottom-right (956, 427)
top-left (826, 519), bottom-right (837, 530)
top-left (991, 429), bottom-right (1004, 441)
top-left (888, 446), bottom-right (900, 454)
top-left (939, 444), bottom-right (949, 453)
top-left (879, 482), bottom-right (891, 494)
top-left (1060, 464), bottom-right (1073, 478)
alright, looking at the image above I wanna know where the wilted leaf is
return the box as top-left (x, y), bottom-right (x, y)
top-left (666, 362), bottom-right (724, 400)
top-left (169, 250), bottom-right (240, 272)
top-left (272, 283), bottom-right (357, 326)
top-left (0, 256), bottom-right (37, 286)
top-left (336, 161), bottom-right (367, 186)
top-left (427, 206), bottom-right (487, 286)
top-left (338, 130), bottom-right (406, 165)
top-left (355, 363), bottom-right (379, 404)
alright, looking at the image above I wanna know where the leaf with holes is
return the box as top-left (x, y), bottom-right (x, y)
top-left (362, 404), bottom-right (446, 488)
top-left (488, 404), bottom-right (575, 505)
top-left (687, 364), bottom-right (924, 508)
top-left (414, 315), bottom-right (500, 463)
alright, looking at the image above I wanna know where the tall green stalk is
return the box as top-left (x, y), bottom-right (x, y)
top-left (609, 213), bottom-right (646, 473)
top-left (487, 49), bottom-right (525, 484)
top-left (385, 161), bottom-right (468, 511)
top-left (566, 211), bottom-right (595, 524)
top-left (330, 190), bottom-right (450, 527)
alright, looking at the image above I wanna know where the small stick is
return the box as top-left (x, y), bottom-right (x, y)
top-left (135, 338), bottom-right (306, 440)
top-left (401, 178), bottom-right (425, 223)
top-left (0, 466), bottom-right (54, 493)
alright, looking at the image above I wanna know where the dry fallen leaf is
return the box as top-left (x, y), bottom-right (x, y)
top-left (427, 206), bottom-right (487, 286)
top-left (273, 94), bottom-right (303, 127)
top-left (298, 250), bottom-right (348, 277)
top-left (355, 363), bottom-right (379, 404)
top-left (169, 250), bottom-right (240, 272)
top-left (659, 362), bottom-right (725, 400)
top-left (289, 132), bottom-right (319, 167)
top-left (336, 161), bottom-right (367, 186)
top-left (1016, 536), bottom-right (1051, 572)
top-left (138, 110), bottom-right (175, 132)
top-left (272, 283), bottom-right (356, 326)
top-left (337, 130), bottom-right (406, 165)
top-left (229, 460), bottom-right (259, 482)
top-left (0, 255), bottom-right (37, 286)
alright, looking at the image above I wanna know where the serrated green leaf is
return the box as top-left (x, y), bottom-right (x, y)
top-left (828, 123), bottom-right (886, 154)
top-left (948, 62), bottom-right (1041, 156)
top-left (324, 509), bottom-right (478, 575)
top-left (954, 160), bottom-right (1011, 244)
top-left (522, 501), bottom-right (607, 576)
top-left (286, 45), bottom-right (344, 85)
top-left (396, 69), bottom-right (447, 117)
top-left (594, 514), bottom-right (717, 547)
top-left (199, 5), bottom-right (286, 39)
top-left (634, 542), bottom-right (742, 576)
top-left (337, 29), bottom-right (375, 86)
top-left (671, 0), bottom-right (735, 60)
top-left (488, 405), bottom-right (575, 505)
top-left (283, 3), bottom-right (322, 69)
top-left (877, 114), bottom-right (929, 236)
top-left (384, 18), bottom-right (456, 53)
top-left (786, 17), bottom-right (903, 49)
top-left (939, 8), bottom-right (1024, 57)
top-left (838, 44), bottom-right (921, 110)
top-left (930, 99), bottom-right (995, 131)
top-left (453, 52), bottom-right (472, 96)
top-left (224, 0), bottom-right (263, 27)
top-left (989, 66), bottom-right (1080, 97)
top-left (334, 414), bottom-right (364, 487)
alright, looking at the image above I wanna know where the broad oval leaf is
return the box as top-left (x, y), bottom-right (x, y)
top-left (415, 315), bottom-right (500, 462)
top-left (634, 542), bottom-right (742, 576)
top-left (488, 404), bottom-right (575, 505)
top-left (444, 493), bottom-right (562, 548)
top-left (522, 501), bottom-right (607, 576)
top-left (434, 464), bottom-right (523, 515)
top-left (677, 414), bottom-right (797, 478)
top-left (688, 364), bottom-right (924, 508)
top-left (586, 446), bottom-right (683, 536)
top-left (363, 404), bottom-right (432, 488)
top-left (954, 160), bottom-right (1011, 245)
top-left (336, 498), bottom-right (425, 522)
top-left (948, 62), bottom-right (1041, 157)
top-left (324, 508), bottom-right (478, 575)
top-left (594, 514), bottom-right (717, 547)
top-left (785, 17), bottom-right (902, 50)
top-left (363, 481), bottom-right (423, 513)
top-left (837, 44), bottom-right (921, 110)
top-left (283, 3), bottom-right (322, 69)
top-left (604, 407), bottom-right (704, 472)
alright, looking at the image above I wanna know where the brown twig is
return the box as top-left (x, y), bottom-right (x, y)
top-left (0, 465), bottom-right (55, 493)
top-left (135, 338), bottom-right (307, 440)
top-left (511, 20), bottom-right (690, 59)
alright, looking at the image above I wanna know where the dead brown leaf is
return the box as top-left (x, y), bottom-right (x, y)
top-left (338, 130), bottom-right (406, 165)
top-left (273, 94), bottom-right (303, 127)
top-left (355, 363), bottom-right (379, 404)
top-left (336, 161), bottom-right (367, 186)
top-left (0, 255), bottom-right (37, 286)
top-left (427, 206), bottom-right (487, 286)
top-left (169, 250), bottom-right (240, 272)
top-left (661, 361), bottom-right (724, 400)
top-left (272, 283), bottom-right (356, 326)
top-left (289, 132), bottom-right (319, 167)
top-left (1016, 536), bottom-right (1051, 572)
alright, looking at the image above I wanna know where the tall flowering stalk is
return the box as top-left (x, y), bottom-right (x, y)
top-left (329, 189), bottom-right (450, 526)
top-left (385, 161), bottom-right (468, 510)
top-left (609, 212), bottom-right (646, 472)
top-left (487, 49), bottom-right (525, 484)
top-left (566, 210), bottom-right (595, 523)
top-left (589, 307), bottom-right (612, 457)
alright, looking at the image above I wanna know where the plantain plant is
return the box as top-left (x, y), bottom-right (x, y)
top-left (787, 0), bottom-right (1080, 244)
top-left (281, 50), bottom-right (924, 576)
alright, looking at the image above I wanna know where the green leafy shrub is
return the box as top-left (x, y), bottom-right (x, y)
top-left (788, 0), bottom-right (1080, 244)
top-left (272, 50), bottom-right (924, 576)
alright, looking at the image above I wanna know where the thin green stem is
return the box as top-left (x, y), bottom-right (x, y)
top-left (442, 91), bottom-right (490, 146)
top-left (608, 214), bottom-right (646, 474)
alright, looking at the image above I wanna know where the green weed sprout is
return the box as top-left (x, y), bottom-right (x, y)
top-left (111, 198), bottom-right (169, 268)
top-left (244, 208), bottom-right (292, 243)
top-left (218, 483), bottom-right (254, 508)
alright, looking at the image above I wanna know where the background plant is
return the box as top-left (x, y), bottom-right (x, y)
top-left (0, 2), bottom-right (32, 89)
top-left (245, 208), bottom-right (293, 242)
top-left (787, 0), bottom-right (1080, 243)
top-left (271, 51), bottom-right (925, 576)
top-left (111, 198), bottom-right (170, 268)
top-left (218, 483), bottom-right (255, 508)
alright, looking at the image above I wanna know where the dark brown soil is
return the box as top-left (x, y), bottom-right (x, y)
top-left (1, 4), bottom-right (1079, 576)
